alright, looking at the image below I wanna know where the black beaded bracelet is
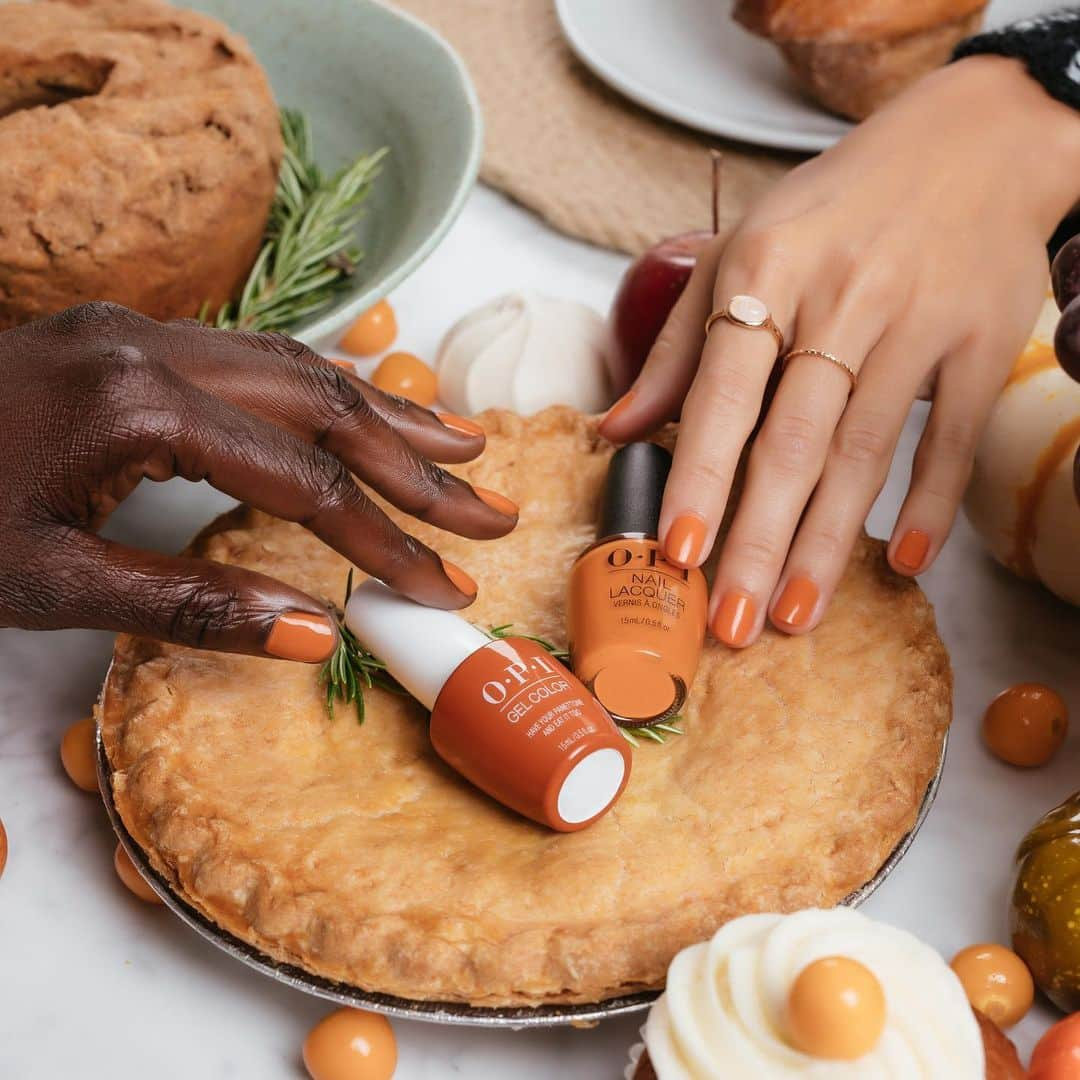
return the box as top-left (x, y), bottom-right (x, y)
top-left (954, 9), bottom-right (1080, 112)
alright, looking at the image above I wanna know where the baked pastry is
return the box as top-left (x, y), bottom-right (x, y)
top-left (734, 1), bottom-right (988, 120)
top-left (626, 908), bottom-right (1025, 1079)
top-left (0, 0), bottom-right (282, 329)
top-left (100, 408), bottom-right (950, 1006)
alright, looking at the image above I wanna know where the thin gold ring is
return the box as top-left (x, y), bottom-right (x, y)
top-left (783, 347), bottom-right (858, 393)
top-left (705, 294), bottom-right (784, 355)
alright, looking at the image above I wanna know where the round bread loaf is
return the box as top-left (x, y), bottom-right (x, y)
top-left (0, 0), bottom-right (282, 329)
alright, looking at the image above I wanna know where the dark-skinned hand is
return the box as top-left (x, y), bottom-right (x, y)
top-left (0, 302), bottom-right (517, 664)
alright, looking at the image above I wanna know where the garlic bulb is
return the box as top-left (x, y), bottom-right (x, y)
top-left (964, 293), bottom-right (1080, 606)
top-left (435, 292), bottom-right (612, 415)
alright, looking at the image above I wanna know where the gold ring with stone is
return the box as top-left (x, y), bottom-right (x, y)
top-left (705, 294), bottom-right (785, 355)
top-left (783, 347), bottom-right (858, 393)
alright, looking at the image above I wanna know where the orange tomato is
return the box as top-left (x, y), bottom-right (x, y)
top-left (787, 957), bottom-right (886, 1060)
top-left (949, 944), bottom-right (1033, 1027)
top-left (303, 1008), bottom-right (397, 1080)
top-left (114, 843), bottom-right (163, 905)
top-left (1030, 1013), bottom-right (1080, 1080)
top-left (339, 300), bottom-right (398, 357)
top-left (371, 352), bottom-right (437, 406)
top-left (983, 683), bottom-right (1068, 767)
top-left (60, 717), bottom-right (98, 792)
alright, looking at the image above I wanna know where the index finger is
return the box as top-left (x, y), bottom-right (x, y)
top-left (235, 329), bottom-right (489, 464)
top-left (659, 285), bottom-right (794, 571)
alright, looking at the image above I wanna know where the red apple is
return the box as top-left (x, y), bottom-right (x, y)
top-left (607, 230), bottom-right (713, 396)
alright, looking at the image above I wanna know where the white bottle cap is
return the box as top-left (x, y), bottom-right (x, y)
top-left (556, 747), bottom-right (627, 825)
top-left (344, 578), bottom-right (489, 710)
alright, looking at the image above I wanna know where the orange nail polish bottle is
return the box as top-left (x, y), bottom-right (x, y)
top-left (568, 443), bottom-right (708, 726)
top-left (345, 579), bottom-right (631, 832)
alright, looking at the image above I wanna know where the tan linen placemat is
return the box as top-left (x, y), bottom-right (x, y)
top-left (391, 0), bottom-right (801, 255)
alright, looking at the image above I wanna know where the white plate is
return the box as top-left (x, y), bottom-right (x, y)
top-left (556, 0), bottom-right (1058, 152)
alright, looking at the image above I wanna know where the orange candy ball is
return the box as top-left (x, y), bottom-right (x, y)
top-left (787, 956), bottom-right (886, 1060)
top-left (339, 300), bottom-right (398, 357)
top-left (60, 717), bottom-right (98, 792)
top-left (114, 843), bottom-right (163, 905)
top-left (949, 944), bottom-right (1033, 1028)
top-left (983, 683), bottom-right (1068, 767)
top-left (303, 1008), bottom-right (397, 1080)
top-left (1031, 1013), bottom-right (1080, 1080)
top-left (371, 351), bottom-right (437, 406)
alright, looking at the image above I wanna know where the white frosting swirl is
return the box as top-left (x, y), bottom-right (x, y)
top-left (435, 291), bottom-right (611, 415)
top-left (643, 909), bottom-right (984, 1079)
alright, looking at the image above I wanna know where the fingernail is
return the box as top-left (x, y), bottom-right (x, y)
top-left (894, 529), bottom-right (930, 572)
top-left (473, 486), bottom-right (519, 517)
top-left (266, 611), bottom-right (337, 663)
top-left (437, 412), bottom-right (484, 438)
top-left (664, 512), bottom-right (708, 568)
top-left (772, 576), bottom-right (818, 630)
top-left (329, 358), bottom-right (356, 370)
top-left (712, 590), bottom-right (756, 647)
top-left (441, 558), bottom-right (478, 598)
top-left (599, 390), bottom-right (637, 434)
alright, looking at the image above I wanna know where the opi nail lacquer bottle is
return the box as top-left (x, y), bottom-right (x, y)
top-left (567, 443), bottom-right (708, 727)
top-left (345, 579), bottom-right (631, 832)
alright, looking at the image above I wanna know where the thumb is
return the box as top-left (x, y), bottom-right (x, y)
top-left (28, 532), bottom-right (340, 663)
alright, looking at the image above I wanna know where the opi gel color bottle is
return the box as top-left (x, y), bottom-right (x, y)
top-left (345, 578), bottom-right (631, 832)
top-left (568, 442), bottom-right (707, 726)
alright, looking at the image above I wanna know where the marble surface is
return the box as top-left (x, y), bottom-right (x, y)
top-left (2, 185), bottom-right (1079, 1078)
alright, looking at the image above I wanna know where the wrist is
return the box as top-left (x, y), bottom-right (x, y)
top-left (948, 55), bottom-right (1080, 232)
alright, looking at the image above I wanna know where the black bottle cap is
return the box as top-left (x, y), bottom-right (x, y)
top-left (598, 442), bottom-right (672, 540)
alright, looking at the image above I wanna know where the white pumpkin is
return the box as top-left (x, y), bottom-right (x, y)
top-left (964, 293), bottom-right (1080, 606)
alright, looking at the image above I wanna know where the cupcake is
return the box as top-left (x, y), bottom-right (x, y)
top-left (625, 908), bottom-right (1023, 1078)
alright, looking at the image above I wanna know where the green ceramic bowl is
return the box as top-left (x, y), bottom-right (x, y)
top-left (190, 0), bottom-right (482, 346)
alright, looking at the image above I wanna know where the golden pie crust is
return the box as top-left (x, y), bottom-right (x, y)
top-left (99, 407), bottom-right (951, 1006)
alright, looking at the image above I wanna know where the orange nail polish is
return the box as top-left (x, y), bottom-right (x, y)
top-left (712, 590), bottom-right (756, 647)
top-left (772, 577), bottom-right (819, 629)
top-left (473, 486), bottom-right (519, 518)
top-left (346, 579), bottom-right (631, 831)
top-left (441, 558), bottom-right (478, 598)
top-left (437, 412), bottom-right (484, 438)
top-left (568, 443), bottom-right (708, 726)
top-left (894, 529), bottom-right (930, 572)
top-left (265, 611), bottom-right (337, 663)
top-left (599, 390), bottom-right (637, 435)
top-left (665, 512), bottom-right (709, 568)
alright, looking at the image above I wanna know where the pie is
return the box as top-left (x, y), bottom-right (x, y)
top-left (99, 407), bottom-right (951, 1006)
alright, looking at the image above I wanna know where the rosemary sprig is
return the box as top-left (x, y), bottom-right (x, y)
top-left (320, 570), bottom-right (403, 724)
top-left (485, 623), bottom-right (570, 664)
top-left (620, 720), bottom-right (684, 747)
top-left (319, 601), bottom-right (684, 746)
top-left (206, 108), bottom-right (387, 333)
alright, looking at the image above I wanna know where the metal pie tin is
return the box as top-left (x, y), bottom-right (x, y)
top-left (97, 730), bottom-right (947, 1028)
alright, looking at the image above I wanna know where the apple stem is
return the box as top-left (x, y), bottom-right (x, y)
top-left (710, 150), bottom-right (722, 237)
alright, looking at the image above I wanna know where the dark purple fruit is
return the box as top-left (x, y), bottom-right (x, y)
top-left (1052, 234), bottom-right (1080, 311)
top-left (1054, 293), bottom-right (1080, 383)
